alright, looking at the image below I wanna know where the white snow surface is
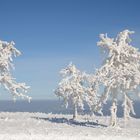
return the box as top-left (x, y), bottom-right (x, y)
top-left (0, 112), bottom-right (139, 140)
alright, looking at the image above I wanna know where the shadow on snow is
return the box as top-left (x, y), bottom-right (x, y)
top-left (32, 116), bottom-right (107, 128)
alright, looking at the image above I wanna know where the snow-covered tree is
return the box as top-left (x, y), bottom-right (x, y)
top-left (93, 30), bottom-right (140, 126)
top-left (0, 40), bottom-right (31, 101)
top-left (84, 73), bottom-right (99, 115)
top-left (55, 63), bottom-right (96, 119)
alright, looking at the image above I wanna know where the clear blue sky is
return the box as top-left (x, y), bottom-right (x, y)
top-left (0, 0), bottom-right (140, 100)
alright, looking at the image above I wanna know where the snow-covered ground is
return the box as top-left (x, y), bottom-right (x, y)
top-left (0, 112), bottom-right (140, 140)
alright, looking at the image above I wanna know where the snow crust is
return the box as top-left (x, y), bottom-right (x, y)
top-left (0, 112), bottom-right (139, 140)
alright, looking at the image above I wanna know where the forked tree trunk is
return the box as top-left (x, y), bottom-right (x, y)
top-left (110, 101), bottom-right (117, 126)
top-left (73, 104), bottom-right (77, 120)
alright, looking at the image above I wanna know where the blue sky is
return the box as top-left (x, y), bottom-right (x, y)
top-left (0, 0), bottom-right (140, 100)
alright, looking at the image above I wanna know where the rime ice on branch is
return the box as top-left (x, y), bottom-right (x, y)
top-left (0, 40), bottom-right (31, 101)
top-left (55, 63), bottom-right (96, 119)
top-left (94, 30), bottom-right (140, 126)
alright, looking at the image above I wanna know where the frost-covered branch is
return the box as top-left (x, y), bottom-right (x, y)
top-left (0, 40), bottom-right (31, 101)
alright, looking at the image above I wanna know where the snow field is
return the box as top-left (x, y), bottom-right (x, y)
top-left (0, 112), bottom-right (139, 140)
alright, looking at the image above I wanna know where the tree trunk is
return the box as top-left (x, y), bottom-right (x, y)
top-left (123, 93), bottom-right (131, 123)
top-left (73, 104), bottom-right (77, 120)
top-left (110, 100), bottom-right (117, 126)
top-left (123, 94), bottom-right (127, 122)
